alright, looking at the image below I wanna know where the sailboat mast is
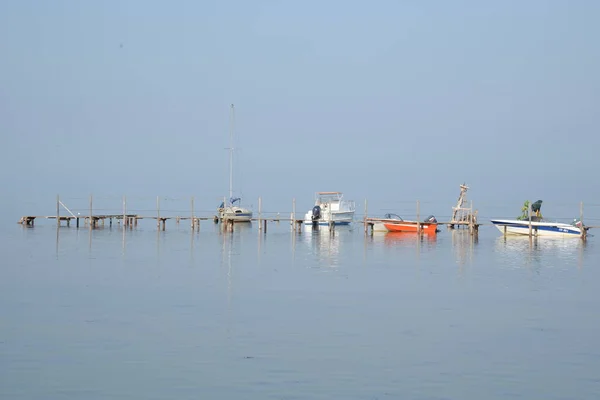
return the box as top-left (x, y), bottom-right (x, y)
top-left (229, 104), bottom-right (234, 201)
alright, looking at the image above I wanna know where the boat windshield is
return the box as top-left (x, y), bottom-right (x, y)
top-left (384, 213), bottom-right (403, 220)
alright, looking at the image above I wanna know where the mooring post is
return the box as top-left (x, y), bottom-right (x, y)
top-left (263, 219), bottom-right (267, 233)
top-left (528, 201), bottom-right (532, 238)
top-left (581, 201), bottom-right (586, 240)
top-left (76, 218), bottom-right (79, 228)
top-left (258, 196), bottom-right (262, 231)
top-left (364, 198), bottom-right (368, 235)
top-left (89, 194), bottom-right (93, 230)
top-left (123, 195), bottom-right (126, 228)
top-left (156, 196), bottom-right (161, 230)
top-left (56, 194), bottom-right (60, 227)
top-left (191, 196), bottom-right (195, 230)
top-left (416, 200), bottom-right (421, 236)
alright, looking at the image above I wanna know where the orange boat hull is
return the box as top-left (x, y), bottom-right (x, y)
top-left (383, 221), bottom-right (438, 234)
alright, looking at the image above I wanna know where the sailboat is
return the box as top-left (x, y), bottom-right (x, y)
top-left (217, 104), bottom-right (253, 222)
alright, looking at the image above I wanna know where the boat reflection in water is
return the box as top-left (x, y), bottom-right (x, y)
top-left (383, 231), bottom-right (437, 247)
top-left (494, 234), bottom-right (587, 270)
top-left (301, 223), bottom-right (350, 268)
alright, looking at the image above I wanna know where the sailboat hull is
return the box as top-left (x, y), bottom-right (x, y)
top-left (219, 207), bottom-right (252, 222)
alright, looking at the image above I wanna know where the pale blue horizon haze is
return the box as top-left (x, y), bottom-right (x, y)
top-left (1, 0), bottom-right (599, 224)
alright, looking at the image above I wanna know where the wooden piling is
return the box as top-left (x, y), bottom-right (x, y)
top-left (56, 194), bottom-right (60, 227)
top-left (263, 219), bottom-right (267, 233)
top-left (416, 200), bottom-right (421, 236)
top-left (528, 201), bottom-right (532, 238)
top-left (191, 196), bottom-right (195, 230)
top-left (364, 199), bottom-right (368, 234)
top-left (89, 194), bottom-right (93, 230)
top-left (123, 195), bottom-right (126, 228)
top-left (156, 196), bottom-right (160, 230)
top-left (258, 196), bottom-right (262, 231)
top-left (581, 201), bottom-right (586, 240)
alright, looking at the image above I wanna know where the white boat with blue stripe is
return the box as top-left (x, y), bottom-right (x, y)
top-left (491, 218), bottom-right (585, 237)
top-left (491, 199), bottom-right (587, 237)
top-left (304, 192), bottom-right (355, 226)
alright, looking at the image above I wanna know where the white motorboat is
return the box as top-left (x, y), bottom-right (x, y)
top-left (303, 192), bottom-right (355, 225)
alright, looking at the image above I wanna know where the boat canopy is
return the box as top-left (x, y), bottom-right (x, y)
top-left (316, 192), bottom-right (343, 202)
top-left (219, 197), bottom-right (242, 208)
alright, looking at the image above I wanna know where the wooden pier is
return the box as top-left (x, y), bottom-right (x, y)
top-left (16, 192), bottom-right (593, 242)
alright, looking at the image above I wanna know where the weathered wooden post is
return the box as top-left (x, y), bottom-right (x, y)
top-left (528, 201), bottom-right (532, 238)
top-left (123, 195), bottom-right (127, 227)
top-left (416, 200), bottom-right (421, 236)
top-left (156, 196), bottom-right (161, 230)
top-left (56, 194), bottom-right (60, 227)
top-left (258, 196), bottom-right (262, 231)
top-left (581, 201), bottom-right (586, 240)
top-left (89, 194), bottom-right (93, 229)
top-left (191, 196), bottom-right (195, 230)
top-left (364, 199), bottom-right (368, 234)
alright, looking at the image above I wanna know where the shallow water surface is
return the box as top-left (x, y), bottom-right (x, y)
top-left (1, 222), bottom-right (599, 399)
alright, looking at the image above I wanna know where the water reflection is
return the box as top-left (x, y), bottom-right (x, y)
top-left (301, 224), bottom-right (348, 268)
top-left (494, 235), bottom-right (587, 270)
top-left (383, 231), bottom-right (437, 247)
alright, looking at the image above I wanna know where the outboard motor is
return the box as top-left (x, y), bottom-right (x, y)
top-left (312, 205), bottom-right (321, 221)
top-left (424, 215), bottom-right (437, 223)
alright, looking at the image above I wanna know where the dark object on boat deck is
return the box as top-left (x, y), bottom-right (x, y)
top-left (424, 215), bottom-right (437, 223)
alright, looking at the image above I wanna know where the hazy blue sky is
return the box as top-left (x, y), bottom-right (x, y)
top-left (2, 1), bottom-right (599, 223)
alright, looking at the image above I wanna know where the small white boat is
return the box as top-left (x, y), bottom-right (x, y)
top-left (491, 199), bottom-right (587, 238)
top-left (491, 218), bottom-right (585, 237)
top-left (218, 197), bottom-right (252, 222)
top-left (304, 192), bottom-right (355, 225)
top-left (371, 213), bottom-right (402, 232)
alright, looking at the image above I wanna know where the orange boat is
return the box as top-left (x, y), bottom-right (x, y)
top-left (382, 214), bottom-right (439, 234)
top-left (383, 220), bottom-right (438, 234)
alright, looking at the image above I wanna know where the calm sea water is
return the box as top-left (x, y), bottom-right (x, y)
top-left (1, 220), bottom-right (599, 399)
